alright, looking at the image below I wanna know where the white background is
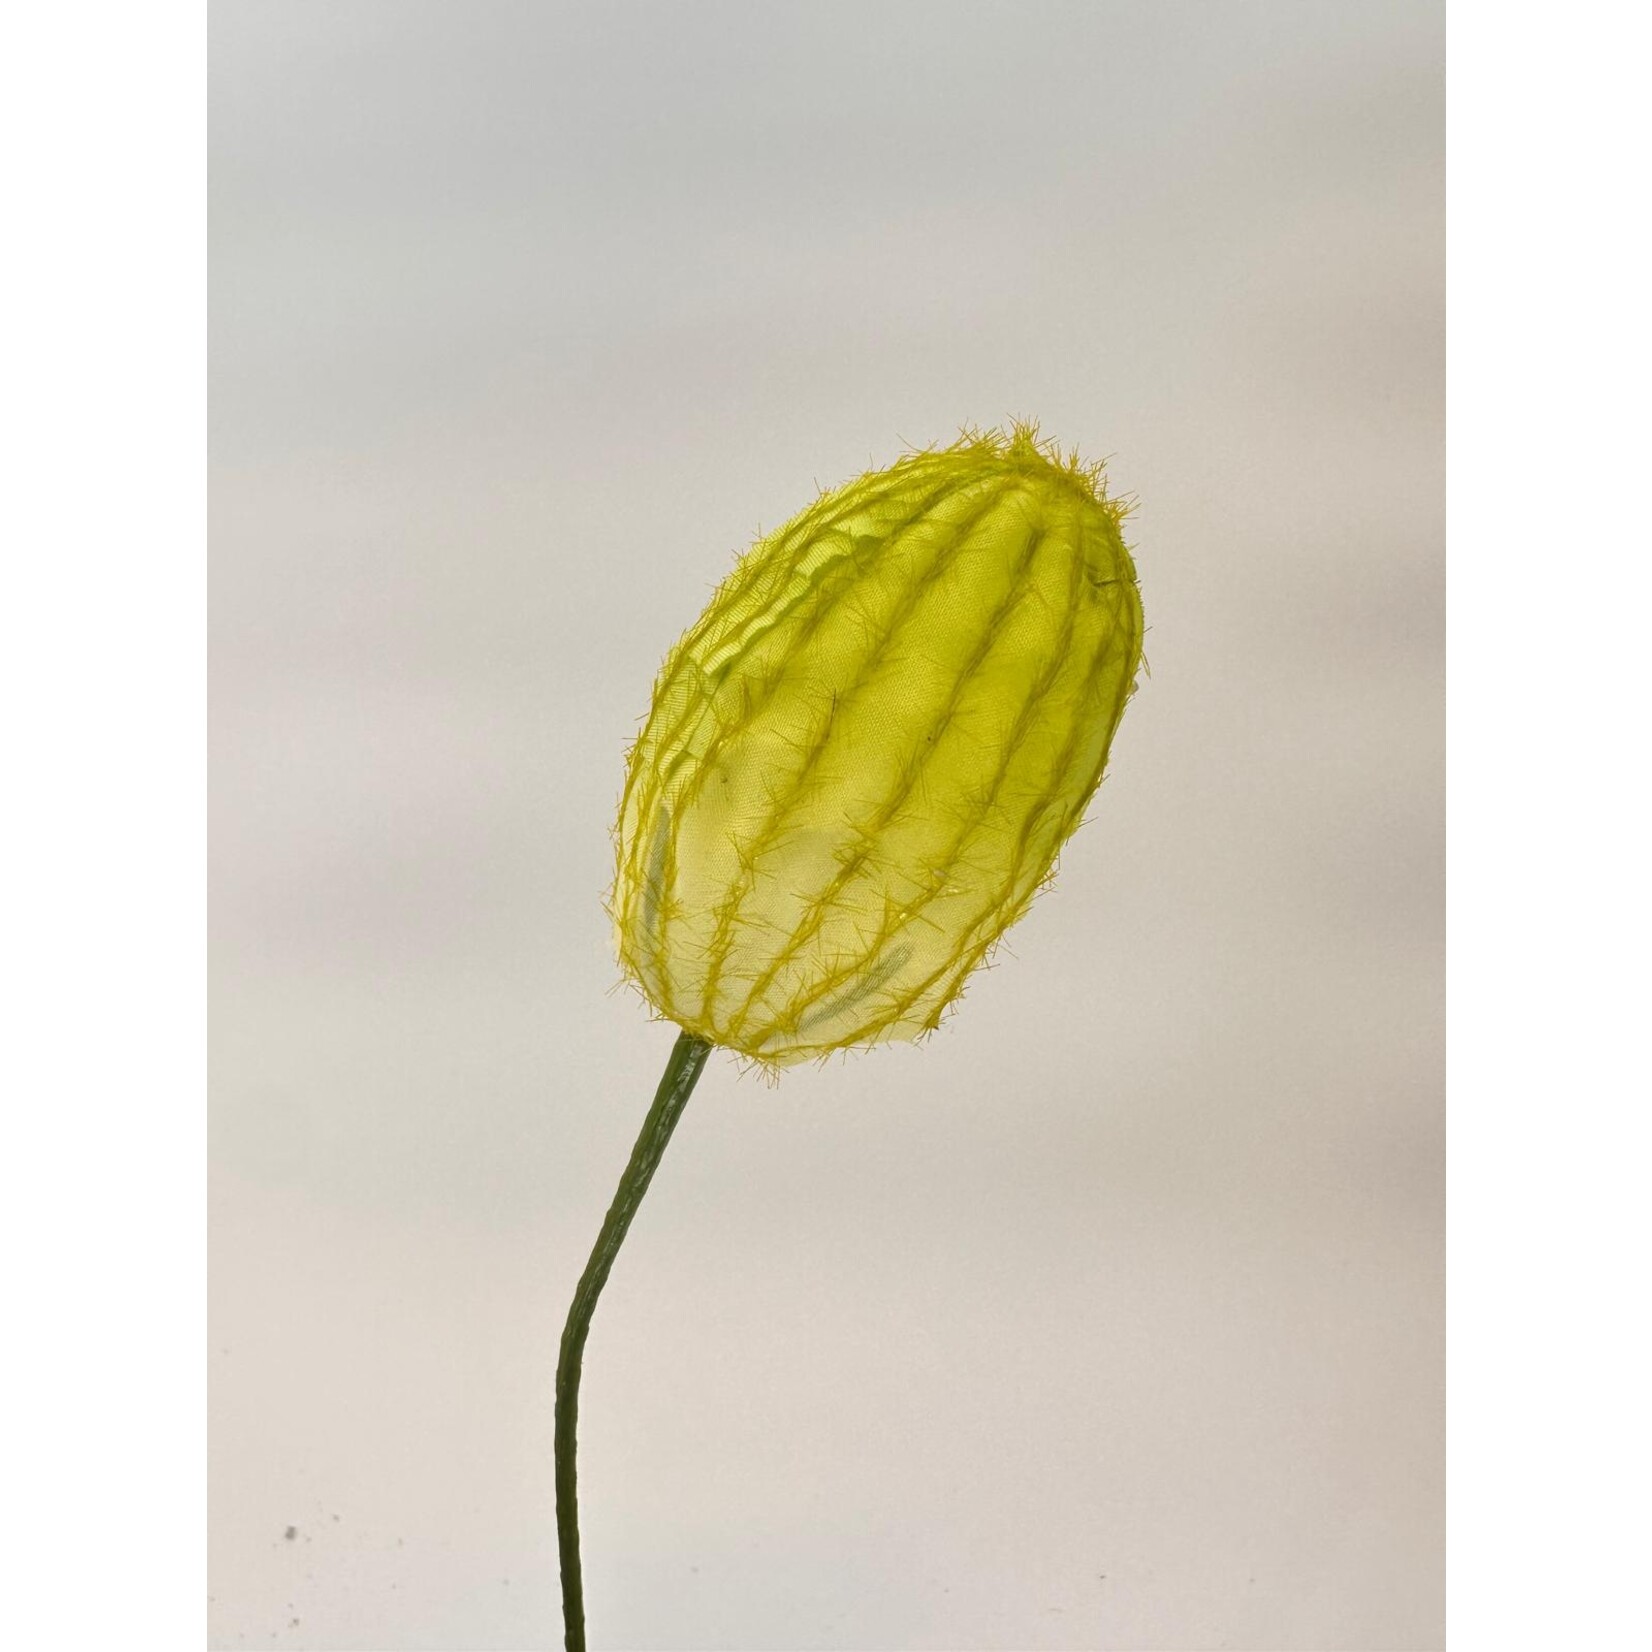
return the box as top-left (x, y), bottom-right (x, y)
top-left (206, 4), bottom-right (1444, 1648)
top-left (14, 3), bottom-right (1648, 1652)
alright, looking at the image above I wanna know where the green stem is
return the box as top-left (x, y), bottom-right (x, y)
top-left (555, 1029), bottom-right (712, 1652)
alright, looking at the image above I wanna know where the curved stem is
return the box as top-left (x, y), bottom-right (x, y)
top-left (555, 1029), bottom-right (712, 1652)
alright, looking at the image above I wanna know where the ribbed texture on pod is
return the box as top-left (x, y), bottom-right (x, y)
top-left (611, 426), bottom-right (1144, 1066)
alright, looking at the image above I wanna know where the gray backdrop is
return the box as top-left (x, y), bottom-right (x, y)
top-left (209, 4), bottom-right (1443, 1648)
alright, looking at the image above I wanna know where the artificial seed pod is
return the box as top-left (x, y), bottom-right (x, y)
top-left (612, 425), bottom-right (1144, 1066)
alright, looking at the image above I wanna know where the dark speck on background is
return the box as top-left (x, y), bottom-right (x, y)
top-left (282, 1526), bottom-right (296, 1542)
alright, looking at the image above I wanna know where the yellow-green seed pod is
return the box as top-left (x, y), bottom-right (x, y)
top-left (612, 425), bottom-right (1143, 1067)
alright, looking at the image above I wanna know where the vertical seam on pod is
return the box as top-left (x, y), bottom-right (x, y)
top-left (692, 475), bottom-right (1028, 1028)
top-left (809, 515), bottom-right (1104, 1040)
top-left (868, 570), bottom-right (1142, 1036)
top-left (613, 466), bottom-right (910, 873)
top-left (723, 509), bottom-right (1051, 1046)
top-left (638, 469), bottom-right (1017, 1011)
top-left (614, 454), bottom-right (961, 853)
